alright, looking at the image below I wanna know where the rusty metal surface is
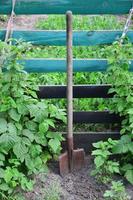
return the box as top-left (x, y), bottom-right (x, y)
top-left (73, 149), bottom-right (85, 170)
top-left (59, 152), bottom-right (69, 176)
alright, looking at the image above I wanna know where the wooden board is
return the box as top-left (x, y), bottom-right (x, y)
top-left (18, 59), bottom-right (133, 73)
top-left (73, 111), bottom-right (121, 124)
top-left (1, 30), bottom-right (133, 46)
top-left (38, 85), bottom-right (113, 98)
top-left (62, 132), bottom-right (120, 153)
top-left (0, 0), bottom-right (132, 15)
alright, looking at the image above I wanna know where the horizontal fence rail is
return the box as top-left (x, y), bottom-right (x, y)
top-left (16, 59), bottom-right (133, 73)
top-left (38, 85), bottom-right (113, 98)
top-left (1, 30), bottom-right (133, 46)
top-left (0, 0), bottom-right (132, 15)
top-left (38, 86), bottom-right (121, 123)
top-left (73, 111), bottom-right (121, 124)
top-left (62, 132), bottom-right (120, 152)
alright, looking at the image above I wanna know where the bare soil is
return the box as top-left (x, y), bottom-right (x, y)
top-left (0, 15), bottom-right (47, 30)
top-left (23, 156), bottom-right (106, 200)
top-left (23, 156), bottom-right (133, 200)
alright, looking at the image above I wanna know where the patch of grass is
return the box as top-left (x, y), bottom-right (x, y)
top-left (36, 15), bottom-right (125, 30)
top-left (0, 15), bottom-right (8, 22)
top-left (43, 182), bottom-right (61, 200)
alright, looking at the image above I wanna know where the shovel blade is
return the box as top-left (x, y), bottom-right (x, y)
top-left (59, 149), bottom-right (85, 176)
top-left (73, 148), bottom-right (85, 170)
top-left (59, 152), bottom-right (69, 176)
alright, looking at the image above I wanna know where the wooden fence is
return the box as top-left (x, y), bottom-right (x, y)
top-left (1, 0), bottom-right (133, 152)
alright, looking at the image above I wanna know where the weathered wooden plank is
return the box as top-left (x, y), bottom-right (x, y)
top-left (0, 0), bottom-right (132, 15)
top-left (1, 30), bottom-right (133, 46)
top-left (38, 85), bottom-right (113, 99)
top-left (62, 132), bottom-right (120, 152)
top-left (19, 59), bottom-right (133, 73)
top-left (73, 111), bottom-right (121, 124)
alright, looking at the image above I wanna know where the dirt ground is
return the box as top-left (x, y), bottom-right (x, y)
top-left (23, 156), bottom-right (133, 200)
top-left (23, 157), bottom-right (106, 200)
top-left (0, 15), bottom-right (47, 29)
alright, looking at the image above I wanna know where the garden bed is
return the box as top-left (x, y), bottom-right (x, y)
top-left (23, 156), bottom-right (133, 200)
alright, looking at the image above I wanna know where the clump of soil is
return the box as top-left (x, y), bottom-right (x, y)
top-left (0, 15), bottom-right (47, 29)
top-left (13, 15), bottom-right (47, 30)
top-left (24, 157), bottom-right (106, 200)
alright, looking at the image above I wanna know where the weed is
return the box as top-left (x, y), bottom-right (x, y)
top-left (43, 182), bottom-right (61, 200)
top-left (104, 181), bottom-right (131, 200)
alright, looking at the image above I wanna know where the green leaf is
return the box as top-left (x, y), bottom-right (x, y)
top-left (48, 138), bottom-right (61, 153)
top-left (46, 132), bottom-right (64, 141)
top-left (22, 129), bottom-right (34, 142)
top-left (41, 151), bottom-right (52, 163)
top-left (112, 135), bottom-right (132, 154)
top-left (0, 118), bottom-right (7, 133)
top-left (28, 102), bottom-right (48, 123)
top-left (15, 123), bottom-right (22, 130)
top-left (34, 157), bottom-right (42, 169)
top-left (25, 155), bottom-right (34, 172)
top-left (0, 183), bottom-right (10, 191)
top-left (0, 161), bottom-right (4, 166)
top-left (22, 137), bottom-right (31, 146)
top-left (94, 156), bottom-right (105, 168)
top-left (4, 167), bottom-right (13, 183)
top-left (125, 169), bottom-right (133, 184)
top-left (13, 140), bottom-right (28, 162)
top-left (29, 144), bottom-right (42, 158)
top-left (46, 132), bottom-right (55, 139)
top-left (92, 149), bottom-right (111, 157)
top-left (122, 164), bottom-right (133, 171)
top-left (7, 123), bottom-right (17, 134)
top-left (0, 153), bottom-right (5, 161)
top-left (23, 179), bottom-right (33, 191)
top-left (128, 143), bottom-right (133, 154)
top-left (34, 134), bottom-right (47, 146)
top-left (25, 121), bottom-right (37, 131)
top-left (21, 177), bottom-right (33, 191)
top-left (46, 119), bottom-right (55, 128)
top-left (39, 122), bottom-right (49, 133)
top-left (92, 141), bottom-right (103, 149)
top-left (17, 104), bottom-right (27, 115)
top-left (9, 109), bottom-right (21, 122)
top-left (0, 133), bottom-right (19, 151)
top-left (0, 168), bottom-right (4, 178)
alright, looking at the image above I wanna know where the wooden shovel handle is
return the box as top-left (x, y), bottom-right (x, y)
top-left (66, 11), bottom-right (73, 171)
top-left (67, 11), bottom-right (73, 142)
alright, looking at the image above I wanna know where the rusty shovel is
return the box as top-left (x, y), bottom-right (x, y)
top-left (59, 11), bottom-right (85, 176)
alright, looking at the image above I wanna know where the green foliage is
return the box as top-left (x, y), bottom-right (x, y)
top-left (91, 139), bottom-right (120, 184)
top-left (92, 41), bottom-right (133, 189)
top-left (0, 15), bottom-right (7, 22)
top-left (36, 15), bottom-right (124, 30)
top-left (0, 40), bottom-right (65, 196)
top-left (104, 181), bottom-right (130, 200)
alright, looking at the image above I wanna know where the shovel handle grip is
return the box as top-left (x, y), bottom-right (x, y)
top-left (67, 11), bottom-right (73, 141)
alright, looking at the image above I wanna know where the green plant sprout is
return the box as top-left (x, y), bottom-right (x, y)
top-left (104, 181), bottom-right (131, 200)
